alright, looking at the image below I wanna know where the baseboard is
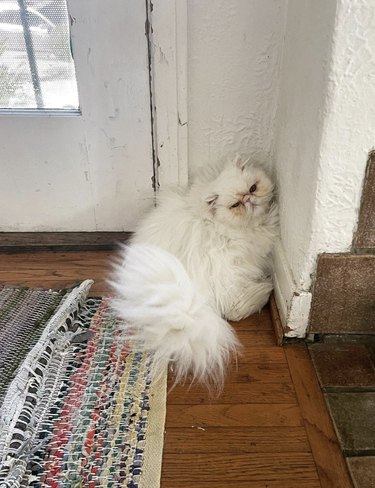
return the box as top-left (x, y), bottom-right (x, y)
top-left (269, 294), bottom-right (284, 346)
top-left (0, 232), bottom-right (132, 252)
top-left (273, 239), bottom-right (312, 338)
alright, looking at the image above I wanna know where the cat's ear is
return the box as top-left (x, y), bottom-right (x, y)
top-left (233, 154), bottom-right (249, 171)
top-left (205, 193), bottom-right (219, 211)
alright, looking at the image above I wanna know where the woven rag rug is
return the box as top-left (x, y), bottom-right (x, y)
top-left (0, 280), bottom-right (167, 488)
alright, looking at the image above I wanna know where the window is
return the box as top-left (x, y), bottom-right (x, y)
top-left (0, 0), bottom-right (79, 111)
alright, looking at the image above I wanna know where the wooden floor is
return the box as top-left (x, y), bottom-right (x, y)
top-left (0, 250), bottom-right (353, 488)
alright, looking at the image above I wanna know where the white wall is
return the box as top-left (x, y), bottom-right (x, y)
top-left (305, 0), bottom-right (375, 276)
top-left (273, 0), bottom-right (375, 336)
top-left (187, 0), bottom-right (287, 173)
top-left (186, 0), bottom-right (375, 337)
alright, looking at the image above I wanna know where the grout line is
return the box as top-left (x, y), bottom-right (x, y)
top-left (323, 386), bottom-right (375, 393)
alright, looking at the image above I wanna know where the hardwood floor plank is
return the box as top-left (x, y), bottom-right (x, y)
top-left (227, 361), bottom-right (292, 384)
top-left (229, 345), bottom-right (287, 365)
top-left (0, 270), bottom-right (103, 280)
top-left (0, 259), bottom-right (111, 274)
top-left (89, 285), bottom-right (112, 296)
top-left (161, 452), bottom-right (320, 483)
top-left (163, 427), bottom-right (311, 453)
top-left (0, 279), bottom-right (110, 296)
top-left (161, 480), bottom-right (321, 488)
top-left (0, 231), bottom-right (130, 251)
top-left (0, 251), bottom-right (113, 295)
top-left (168, 363), bottom-right (293, 388)
top-left (285, 344), bottom-right (353, 488)
top-left (0, 250), bottom-right (113, 264)
top-left (236, 330), bottom-right (278, 347)
top-left (166, 404), bottom-right (303, 428)
top-left (229, 308), bottom-right (273, 331)
top-left (167, 381), bottom-right (296, 404)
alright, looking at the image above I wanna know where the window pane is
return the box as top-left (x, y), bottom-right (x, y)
top-left (0, 0), bottom-right (79, 110)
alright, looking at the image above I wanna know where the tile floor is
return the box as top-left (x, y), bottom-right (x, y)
top-left (309, 340), bottom-right (375, 488)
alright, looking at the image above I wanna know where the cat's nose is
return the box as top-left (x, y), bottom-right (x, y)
top-left (243, 194), bottom-right (251, 203)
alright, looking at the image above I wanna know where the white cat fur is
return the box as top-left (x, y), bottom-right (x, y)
top-left (111, 157), bottom-right (278, 389)
top-left (111, 244), bottom-right (240, 391)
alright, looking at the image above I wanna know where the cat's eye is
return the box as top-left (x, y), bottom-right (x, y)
top-left (230, 202), bottom-right (241, 208)
top-left (250, 184), bottom-right (257, 193)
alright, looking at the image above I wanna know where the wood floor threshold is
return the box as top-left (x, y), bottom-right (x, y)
top-left (0, 232), bottom-right (132, 252)
top-left (285, 344), bottom-right (354, 488)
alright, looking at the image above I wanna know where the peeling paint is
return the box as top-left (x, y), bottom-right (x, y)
top-left (158, 46), bottom-right (168, 64)
top-left (178, 114), bottom-right (187, 127)
top-left (109, 108), bottom-right (120, 120)
top-left (145, 0), bottom-right (159, 192)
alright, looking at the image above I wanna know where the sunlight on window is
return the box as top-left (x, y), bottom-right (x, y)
top-left (0, 0), bottom-right (79, 110)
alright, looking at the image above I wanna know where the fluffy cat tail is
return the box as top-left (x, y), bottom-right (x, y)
top-left (110, 244), bottom-right (239, 392)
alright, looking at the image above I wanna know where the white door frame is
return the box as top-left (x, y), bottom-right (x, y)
top-left (0, 0), bottom-right (156, 232)
top-left (147, 0), bottom-right (188, 189)
top-left (0, 1), bottom-right (188, 232)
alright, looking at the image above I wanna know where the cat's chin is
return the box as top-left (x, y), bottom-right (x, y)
top-left (244, 199), bottom-right (268, 214)
top-left (248, 204), bottom-right (267, 219)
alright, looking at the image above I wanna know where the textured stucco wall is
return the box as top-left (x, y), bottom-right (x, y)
top-left (275, 0), bottom-right (375, 292)
top-left (302, 0), bottom-right (375, 286)
top-left (187, 0), bottom-right (287, 173)
top-left (273, 0), bottom-right (375, 334)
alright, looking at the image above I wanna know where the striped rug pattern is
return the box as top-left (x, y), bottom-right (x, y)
top-left (0, 281), bottom-right (166, 488)
top-left (0, 285), bottom-right (65, 404)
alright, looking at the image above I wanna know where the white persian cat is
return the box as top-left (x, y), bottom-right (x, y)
top-left (111, 157), bottom-right (278, 390)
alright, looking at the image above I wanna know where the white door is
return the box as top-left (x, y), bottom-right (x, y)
top-left (0, 0), bottom-right (154, 231)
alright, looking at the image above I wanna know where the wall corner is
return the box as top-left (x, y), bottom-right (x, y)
top-left (273, 239), bottom-right (312, 338)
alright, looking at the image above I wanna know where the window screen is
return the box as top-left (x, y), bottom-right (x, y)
top-left (0, 0), bottom-right (79, 110)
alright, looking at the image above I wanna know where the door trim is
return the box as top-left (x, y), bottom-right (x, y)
top-left (147, 0), bottom-right (188, 188)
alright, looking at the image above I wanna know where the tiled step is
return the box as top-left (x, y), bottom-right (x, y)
top-left (308, 340), bottom-right (375, 488)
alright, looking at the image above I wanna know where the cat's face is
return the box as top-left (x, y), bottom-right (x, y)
top-left (205, 158), bottom-right (274, 227)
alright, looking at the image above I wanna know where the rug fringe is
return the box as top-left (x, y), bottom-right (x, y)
top-left (0, 280), bottom-right (93, 484)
